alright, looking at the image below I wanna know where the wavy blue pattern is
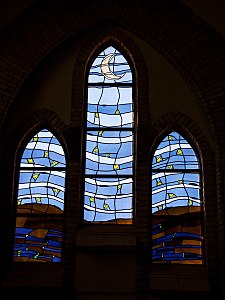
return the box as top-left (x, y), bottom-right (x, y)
top-left (85, 46), bottom-right (133, 223)
top-left (21, 129), bottom-right (66, 168)
top-left (84, 177), bottom-right (133, 222)
top-left (152, 131), bottom-right (199, 170)
top-left (152, 172), bottom-right (200, 213)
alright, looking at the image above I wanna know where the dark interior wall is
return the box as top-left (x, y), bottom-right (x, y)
top-left (6, 38), bottom-right (80, 129)
top-left (6, 30), bottom-right (211, 145)
top-left (0, 1), bottom-right (224, 299)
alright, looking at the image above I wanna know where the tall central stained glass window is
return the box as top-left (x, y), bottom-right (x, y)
top-left (84, 46), bottom-right (134, 224)
top-left (152, 131), bottom-right (203, 264)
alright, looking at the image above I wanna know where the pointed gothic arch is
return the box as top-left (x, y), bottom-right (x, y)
top-left (13, 127), bottom-right (67, 262)
top-left (151, 130), bottom-right (203, 264)
top-left (83, 44), bottom-right (135, 224)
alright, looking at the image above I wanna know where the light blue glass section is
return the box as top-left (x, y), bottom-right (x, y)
top-left (152, 172), bottom-right (200, 213)
top-left (20, 129), bottom-right (66, 168)
top-left (85, 46), bottom-right (134, 223)
top-left (87, 86), bottom-right (133, 128)
top-left (84, 177), bottom-right (133, 222)
top-left (152, 131), bottom-right (200, 170)
top-left (85, 131), bottom-right (133, 175)
top-left (17, 170), bottom-right (65, 211)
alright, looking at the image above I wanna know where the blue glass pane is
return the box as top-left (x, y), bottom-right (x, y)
top-left (85, 46), bottom-right (134, 224)
top-left (85, 131), bottom-right (133, 175)
top-left (152, 172), bottom-right (200, 214)
top-left (152, 132), bottom-right (199, 170)
top-left (84, 177), bottom-right (133, 223)
top-left (87, 86), bottom-right (133, 128)
top-left (14, 223), bottom-right (63, 262)
top-left (17, 170), bottom-right (65, 212)
top-left (89, 46), bottom-right (132, 84)
top-left (20, 129), bottom-right (66, 168)
top-left (152, 219), bottom-right (203, 264)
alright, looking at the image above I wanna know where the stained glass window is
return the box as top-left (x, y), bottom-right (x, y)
top-left (84, 46), bottom-right (134, 223)
top-left (13, 129), bottom-right (66, 262)
top-left (151, 131), bottom-right (203, 264)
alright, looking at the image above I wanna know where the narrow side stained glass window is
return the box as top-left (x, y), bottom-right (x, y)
top-left (13, 129), bottom-right (66, 262)
top-left (84, 46), bottom-right (134, 224)
top-left (151, 131), bottom-right (203, 264)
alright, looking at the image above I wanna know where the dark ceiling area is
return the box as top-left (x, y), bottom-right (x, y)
top-left (1, 0), bottom-right (225, 38)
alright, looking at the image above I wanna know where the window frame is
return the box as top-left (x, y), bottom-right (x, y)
top-left (12, 126), bottom-right (68, 263)
top-left (82, 43), bottom-right (137, 225)
top-left (150, 129), bottom-right (205, 265)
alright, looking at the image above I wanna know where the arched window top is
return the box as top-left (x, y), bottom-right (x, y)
top-left (152, 131), bottom-right (200, 170)
top-left (87, 46), bottom-right (133, 130)
top-left (20, 128), bottom-right (66, 168)
top-left (88, 46), bottom-right (132, 84)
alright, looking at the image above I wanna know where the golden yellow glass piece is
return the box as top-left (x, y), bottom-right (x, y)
top-left (156, 156), bottom-right (162, 163)
top-left (93, 146), bottom-right (98, 153)
top-left (32, 173), bottom-right (39, 180)
top-left (168, 193), bottom-right (176, 198)
top-left (103, 203), bottom-right (109, 210)
top-left (177, 148), bottom-right (183, 155)
top-left (53, 188), bottom-right (60, 195)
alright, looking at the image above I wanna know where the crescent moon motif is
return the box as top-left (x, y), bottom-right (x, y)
top-left (100, 53), bottom-right (126, 80)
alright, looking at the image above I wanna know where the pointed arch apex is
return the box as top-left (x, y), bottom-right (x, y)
top-left (20, 128), bottom-right (66, 169)
top-left (88, 44), bottom-right (133, 85)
